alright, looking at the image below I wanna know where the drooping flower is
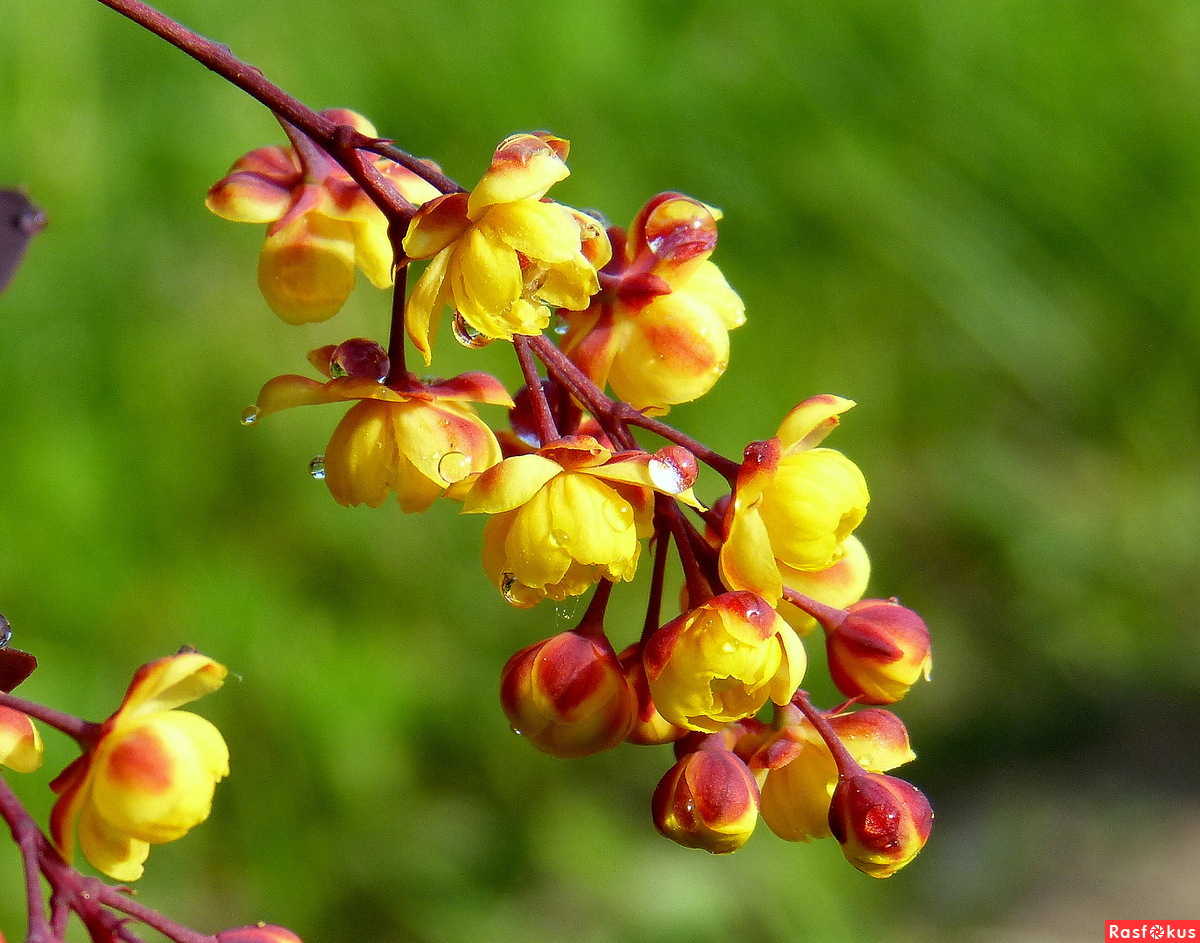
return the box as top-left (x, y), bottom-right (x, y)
top-left (207, 109), bottom-right (439, 324)
top-left (500, 629), bottom-right (636, 758)
top-left (462, 436), bottom-right (702, 607)
top-left (652, 733), bottom-right (760, 853)
top-left (744, 705), bottom-right (915, 844)
top-left (49, 652), bottom-right (229, 881)
top-left (828, 771), bottom-right (933, 878)
top-left (402, 132), bottom-right (611, 363)
top-left (0, 705), bottom-right (43, 773)
top-left (642, 591), bottom-right (806, 733)
top-left (562, 193), bottom-right (745, 412)
top-left (719, 395), bottom-right (869, 604)
top-left (825, 599), bottom-right (932, 704)
top-left (250, 339), bottom-right (510, 512)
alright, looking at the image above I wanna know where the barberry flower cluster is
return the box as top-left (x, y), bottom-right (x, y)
top-left (210, 104), bottom-right (934, 874)
top-left (1, 3), bottom-right (939, 940)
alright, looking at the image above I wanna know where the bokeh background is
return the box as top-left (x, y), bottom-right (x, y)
top-left (3, 0), bottom-right (1200, 940)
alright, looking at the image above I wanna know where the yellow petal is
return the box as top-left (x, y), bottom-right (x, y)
top-left (468, 136), bottom-right (570, 215)
top-left (391, 400), bottom-right (501, 491)
top-left (450, 227), bottom-right (523, 332)
top-left (775, 395), bottom-right (856, 454)
top-left (324, 400), bottom-right (400, 508)
top-left (483, 200), bottom-right (582, 264)
top-left (78, 796), bottom-right (150, 881)
top-left (719, 505), bottom-right (784, 604)
top-left (258, 215), bottom-right (357, 324)
top-left (406, 249), bottom-right (453, 365)
top-left (90, 712), bottom-right (228, 845)
top-left (119, 653), bottom-right (228, 720)
top-left (402, 192), bottom-right (471, 259)
top-left (461, 454), bottom-right (562, 514)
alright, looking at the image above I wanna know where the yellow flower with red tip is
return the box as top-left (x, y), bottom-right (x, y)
top-left (562, 193), bottom-right (745, 412)
top-left (0, 705), bottom-right (43, 773)
top-left (402, 132), bottom-right (611, 363)
top-left (642, 591), bottom-right (806, 733)
top-left (206, 109), bottom-right (439, 324)
top-left (251, 340), bottom-right (510, 512)
top-left (49, 652), bottom-right (229, 882)
top-left (719, 395), bottom-right (870, 604)
top-left (463, 437), bottom-right (702, 607)
top-left (745, 705), bottom-right (915, 844)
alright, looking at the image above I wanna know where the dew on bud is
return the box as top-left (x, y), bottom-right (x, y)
top-left (240, 405), bottom-right (260, 426)
top-left (308, 456), bottom-right (326, 480)
top-left (452, 312), bottom-right (493, 350)
top-left (437, 450), bottom-right (471, 484)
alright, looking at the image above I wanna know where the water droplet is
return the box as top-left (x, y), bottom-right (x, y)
top-left (550, 313), bottom-right (569, 336)
top-left (648, 458), bottom-right (685, 494)
top-left (240, 405), bottom-right (260, 426)
top-left (452, 312), bottom-right (493, 350)
top-left (602, 500), bottom-right (633, 530)
top-left (549, 528), bottom-right (572, 548)
top-left (511, 727), bottom-right (523, 737)
top-left (437, 451), bottom-right (471, 483)
top-left (501, 572), bottom-right (523, 606)
top-left (308, 455), bottom-right (326, 480)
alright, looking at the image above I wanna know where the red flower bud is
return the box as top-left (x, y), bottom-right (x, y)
top-left (651, 740), bottom-right (760, 854)
top-left (828, 772), bottom-right (932, 878)
top-left (500, 630), bottom-right (636, 758)
top-left (826, 599), bottom-right (931, 704)
top-left (216, 925), bottom-right (304, 943)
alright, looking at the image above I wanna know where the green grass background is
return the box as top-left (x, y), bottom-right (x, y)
top-left (3, 0), bottom-right (1200, 940)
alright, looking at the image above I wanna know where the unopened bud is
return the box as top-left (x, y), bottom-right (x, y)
top-left (826, 599), bottom-right (931, 704)
top-left (500, 630), bottom-right (636, 758)
top-left (828, 772), bottom-right (932, 878)
top-left (215, 924), bottom-right (304, 943)
top-left (651, 740), bottom-right (759, 854)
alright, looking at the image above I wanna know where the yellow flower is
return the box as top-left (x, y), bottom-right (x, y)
top-left (251, 341), bottom-right (510, 512)
top-left (562, 193), bottom-right (745, 413)
top-left (206, 108), bottom-right (439, 324)
top-left (49, 652), bottom-right (229, 882)
top-left (462, 436), bottom-right (702, 607)
top-left (0, 705), bottom-right (43, 773)
top-left (719, 395), bottom-right (869, 604)
top-left (748, 705), bottom-right (915, 844)
top-left (642, 591), bottom-right (806, 733)
top-left (402, 132), bottom-right (611, 363)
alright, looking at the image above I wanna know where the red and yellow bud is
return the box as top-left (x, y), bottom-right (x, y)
top-left (216, 926), bottom-right (304, 943)
top-left (252, 352), bottom-right (510, 512)
top-left (403, 132), bottom-right (610, 363)
top-left (0, 705), bottom-right (43, 773)
top-left (642, 592), bottom-right (806, 733)
top-left (562, 193), bottom-right (745, 413)
top-left (500, 630), bottom-right (636, 758)
top-left (828, 771), bottom-right (933, 878)
top-left (753, 706), bottom-right (915, 843)
top-left (49, 652), bottom-right (229, 881)
top-left (652, 737), bottom-right (760, 853)
top-left (208, 109), bottom-right (439, 324)
top-left (720, 396), bottom-right (868, 604)
top-left (826, 599), bottom-right (932, 704)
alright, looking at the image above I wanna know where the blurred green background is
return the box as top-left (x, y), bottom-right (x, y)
top-left (3, 0), bottom-right (1200, 940)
